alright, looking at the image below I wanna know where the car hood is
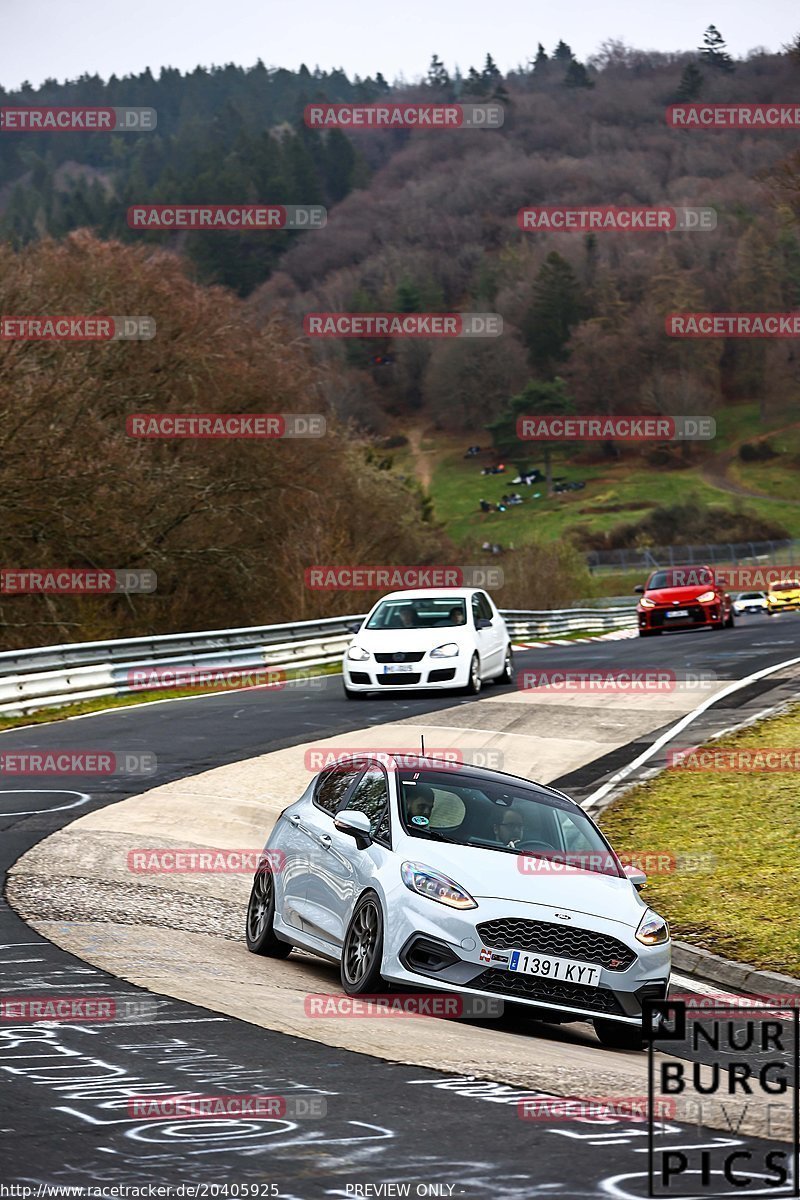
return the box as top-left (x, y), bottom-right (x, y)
top-left (351, 627), bottom-right (477, 652)
top-left (397, 838), bottom-right (645, 929)
top-left (642, 586), bottom-right (715, 604)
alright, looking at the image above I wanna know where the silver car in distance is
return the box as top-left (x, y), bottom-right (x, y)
top-left (246, 754), bottom-right (671, 1050)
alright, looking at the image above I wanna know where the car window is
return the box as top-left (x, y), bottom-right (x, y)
top-left (477, 592), bottom-right (494, 621)
top-left (365, 598), bottom-right (467, 629)
top-left (400, 780), bottom-right (466, 830)
top-left (647, 568), bottom-right (713, 589)
top-left (314, 765), bottom-right (361, 815)
top-left (553, 808), bottom-right (601, 853)
top-left (343, 767), bottom-right (391, 844)
top-left (396, 768), bottom-right (622, 874)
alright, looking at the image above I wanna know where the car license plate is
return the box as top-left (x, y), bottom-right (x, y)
top-left (665, 609), bottom-right (689, 618)
top-left (507, 949), bottom-right (600, 988)
top-left (383, 664), bottom-right (414, 674)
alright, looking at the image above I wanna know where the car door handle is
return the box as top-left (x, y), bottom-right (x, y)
top-left (287, 814), bottom-right (301, 826)
top-left (318, 834), bottom-right (332, 849)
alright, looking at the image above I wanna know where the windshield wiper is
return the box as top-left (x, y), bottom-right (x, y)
top-left (413, 828), bottom-right (458, 843)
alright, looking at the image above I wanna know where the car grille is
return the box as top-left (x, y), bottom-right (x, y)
top-left (467, 968), bottom-right (625, 1015)
top-left (650, 605), bottom-right (704, 627)
top-left (376, 674), bottom-right (422, 685)
top-left (374, 652), bottom-right (426, 663)
top-left (477, 918), bottom-right (636, 970)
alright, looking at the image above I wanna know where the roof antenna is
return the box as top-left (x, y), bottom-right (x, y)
top-left (420, 733), bottom-right (425, 757)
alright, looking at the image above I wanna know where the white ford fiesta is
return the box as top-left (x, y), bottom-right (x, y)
top-left (245, 754), bottom-right (671, 1050)
top-left (341, 588), bottom-right (513, 697)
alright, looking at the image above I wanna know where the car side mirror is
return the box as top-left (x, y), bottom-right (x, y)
top-left (345, 621), bottom-right (363, 634)
top-left (623, 864), bottom-right (647, 891)
top-left (334, 809), bottom-right (373, 849)
top-left (476, 617), bottom-right (492, 629)
top-left (633, 585), bottom-right (644, 595)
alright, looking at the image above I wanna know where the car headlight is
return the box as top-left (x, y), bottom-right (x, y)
top-left (430, 643), bottom-right (460, 658)
top-left (636, 908), bottom-right (670, 945)
top-left (697, 591), bottom-right (716, 604)
top-left (401, 861), bottom-right (477, 909)
top-left (639, 597), bottom-right (656, 608)
top-left (346, 645), bottom-right (370, 661)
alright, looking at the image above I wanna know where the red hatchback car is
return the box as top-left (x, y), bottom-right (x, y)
top-left (635, 566), bottom-right (734, 636)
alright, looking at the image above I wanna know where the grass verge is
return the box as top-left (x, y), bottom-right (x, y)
top-left (598, 705), bottom-right (800, 977)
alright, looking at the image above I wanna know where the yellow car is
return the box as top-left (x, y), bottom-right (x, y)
top-left (767, 579), bottom-right (800, 614)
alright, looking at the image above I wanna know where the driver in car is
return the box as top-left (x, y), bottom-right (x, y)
top-left (403, 783), bottom-right (435, 826)
top-left (493, 809), bottom-right (525, 848)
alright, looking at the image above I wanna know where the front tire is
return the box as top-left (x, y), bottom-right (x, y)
top-left (245, 863), bottom-right (292, 957)
top-left (343, 682), bottom-right (367, 700)
top-left (593, 1018), bottom-right (646, 1051)
top-left (498, 646), bottom-right (514, 684)
top-left (464, 653), bottom-right (482, 695)
top-left (341, 893), bottom-right (385, 995)
top-left (724, 608), bottom-right (735, 628)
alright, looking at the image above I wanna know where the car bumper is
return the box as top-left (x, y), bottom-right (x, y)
top-left (638, 604), bottom-right (722, 631)
top-left (379, 892), bottom-right (670, 1027)
top-left (768, 598), bottom-right (800, 613)
top-left (343, 658), bottom-right (471, 690)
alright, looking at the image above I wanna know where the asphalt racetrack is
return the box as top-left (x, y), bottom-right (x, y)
top-left (1, 611), bottom-right (799, 1196)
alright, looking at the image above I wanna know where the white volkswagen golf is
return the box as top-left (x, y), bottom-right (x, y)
top-left (342, 588), bottom-right (513, 697)
top-left (245, 754), bottom-right (671, 1050)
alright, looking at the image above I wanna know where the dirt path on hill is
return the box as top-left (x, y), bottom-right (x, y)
top-left (406, 426), bottom-right (437, 490)
top-left (699, 422), bottom-right (800, 506)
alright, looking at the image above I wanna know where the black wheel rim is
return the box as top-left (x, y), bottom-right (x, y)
top-left (247, 867), bottom-right (273, 941)
top-left (343, 900), bottom-right (380, 986)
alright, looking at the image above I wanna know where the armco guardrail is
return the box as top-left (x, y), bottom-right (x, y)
top-left (0, 606), bottom-right (637, 717)
top-left (501, 607), bottom-right (637, 640)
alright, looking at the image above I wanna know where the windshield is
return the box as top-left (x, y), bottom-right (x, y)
top-left (647, 568), bottom-right (713, 590)
top-left (397, 770), bottom-right (623, 877)
top-left (774, 581), bottom-right (800, 590)
top-left (366, 598), bottom-right (467, 630)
